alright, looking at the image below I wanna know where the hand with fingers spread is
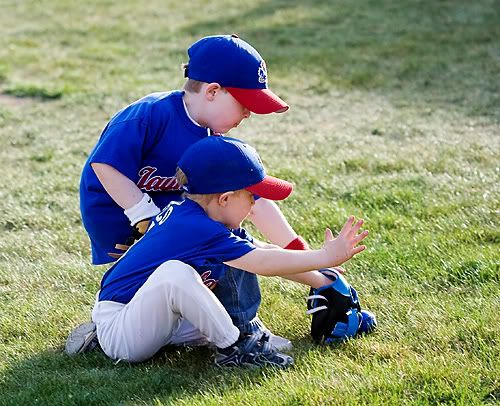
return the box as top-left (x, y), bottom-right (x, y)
top-left (321, 216), bottom-right (368, 267)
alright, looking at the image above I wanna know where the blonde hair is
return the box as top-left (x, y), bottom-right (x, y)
top-left (175, 167), bottom-right (188, 186)
top-left (183, 78), bottom-right (205, 93)
top-left (175, 167), bottom-right (220, 205)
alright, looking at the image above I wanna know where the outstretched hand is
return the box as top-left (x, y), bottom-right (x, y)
top-left (322, 216), bottom-right (368, 267)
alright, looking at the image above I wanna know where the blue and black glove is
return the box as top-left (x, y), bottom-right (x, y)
top-left (306, 269), bottom-right (377, 344)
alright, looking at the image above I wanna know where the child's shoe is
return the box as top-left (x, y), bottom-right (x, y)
top-left (265, 331), bottom-right (293, 352)
top-left (215, 332), bottom-right (293, 368)
top-left (65, 321), bottom-right (99, 355)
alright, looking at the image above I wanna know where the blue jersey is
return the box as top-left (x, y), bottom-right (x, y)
top-left (98, 199), bottom-right (256, 304)
top-left (80, 91), bottom-right (210, 265)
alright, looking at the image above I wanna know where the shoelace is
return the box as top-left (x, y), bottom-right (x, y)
top-left (256, 332), bottom-right (274, 354)
top-left (239, 332), bottom-right (273, 355)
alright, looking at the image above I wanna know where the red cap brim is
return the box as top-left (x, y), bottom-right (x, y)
top-left (245, 176), bottom-right (293, 200)
top-left (226, 87), bottom-right (289, 114)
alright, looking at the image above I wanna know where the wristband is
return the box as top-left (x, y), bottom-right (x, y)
top-left (124, 193), bottom-right (160, 226)
top-left (284, 235), bottom-right (310, 250)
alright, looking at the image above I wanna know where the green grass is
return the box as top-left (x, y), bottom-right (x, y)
top-left (0, 0), bottom-right (499, 404)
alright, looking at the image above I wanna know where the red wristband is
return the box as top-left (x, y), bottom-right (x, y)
top-left (284, 236), bottom-right (310, 250)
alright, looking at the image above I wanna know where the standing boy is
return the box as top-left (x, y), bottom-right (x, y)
top-left (71, 35), bottom-right (308, 353)
top-left (92, 136), bottom-right (369, 367)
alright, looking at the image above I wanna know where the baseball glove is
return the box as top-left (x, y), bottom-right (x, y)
top-left (306, 269), bottom-right (376, 343)
top-left (108, 218), bottom-right (152, 259)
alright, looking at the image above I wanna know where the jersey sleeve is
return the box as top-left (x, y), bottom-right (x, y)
top-left (201, 225), bottom-right (256, 263)
top-left (231, 227), bottom-right (254, 243)
top-left (88, 117), bottom-right (149, 181)
top-left (88, 95), bottom-right (171, 182)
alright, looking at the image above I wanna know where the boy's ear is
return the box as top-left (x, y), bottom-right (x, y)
top-left (205, 83), bottom-right (222, 101)
top-left (218, 191), bottom-right (234, 206)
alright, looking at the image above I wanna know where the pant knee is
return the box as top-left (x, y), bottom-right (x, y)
top-left (153, 260), bottom-right (202, 290)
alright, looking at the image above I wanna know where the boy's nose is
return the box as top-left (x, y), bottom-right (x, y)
top-left (243, 108), bottom-right (251, 119)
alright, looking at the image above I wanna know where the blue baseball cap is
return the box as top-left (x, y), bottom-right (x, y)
top-left (178, 136), bottom-right (293, 200)
top-left (185, 34), bottom-right (289, 115)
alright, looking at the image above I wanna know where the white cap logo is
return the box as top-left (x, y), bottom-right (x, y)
top-left (258, 61), bottom-right (268, 84)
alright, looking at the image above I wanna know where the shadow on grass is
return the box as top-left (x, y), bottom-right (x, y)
top-left (181, 0), bottom-right (499, 119)
top-left (4, 85), bottom-right (62, 100)
top-left (0, 344), bottom-right (294, 404)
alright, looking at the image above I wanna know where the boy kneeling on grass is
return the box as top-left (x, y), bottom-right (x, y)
top-left (91, 136), bottom-right (369, 368)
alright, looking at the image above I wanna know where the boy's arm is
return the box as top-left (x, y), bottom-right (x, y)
top-left (251, 238), bottom-right (345, 287)
top-left (226, 217), bottom-right (367, 277)
top-left (247, 199), bottom-right (297, 247)
top-left (226, 248), bottom-right (330, 277)
top-left (91, 163), bottom-right (144, 209)
top-left (251, 239), bottom-right (280, 250)
top-left (91, 163), bottom-right (160, 226)
top-left (280, 271), bottom-right (336, 289)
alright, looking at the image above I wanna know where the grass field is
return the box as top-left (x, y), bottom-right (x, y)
top-left (0, 0), bottom-right (499, 404)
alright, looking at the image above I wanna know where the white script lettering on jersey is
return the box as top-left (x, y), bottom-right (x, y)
top-left (156, 205), bottom-right (173, 226)
top-left (137, 166), bottom-right (181, 192)
top-left (148, 201), bottom-right (181, 232)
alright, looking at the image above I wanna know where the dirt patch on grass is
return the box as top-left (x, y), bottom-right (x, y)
top-left (0, 93), bottom-right (31, 107)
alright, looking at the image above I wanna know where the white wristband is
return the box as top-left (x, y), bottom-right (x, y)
top-left (124, 193), bottom-right (160, 226)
